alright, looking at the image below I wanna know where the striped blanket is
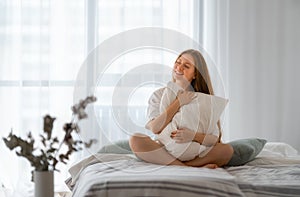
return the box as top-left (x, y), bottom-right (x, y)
top-left (67, 154), bottom-right (300, 197)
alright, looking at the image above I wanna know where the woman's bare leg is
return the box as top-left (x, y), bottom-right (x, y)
top-left (129, 133), bottom-right (185, 166)
top-left (130, 134), bottom-right (233, 168)
top-left (184, 143), bottom-right (234, 167)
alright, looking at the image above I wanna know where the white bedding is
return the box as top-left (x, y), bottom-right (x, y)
top-left (68, 154), bottom-right (243, 197)
top-left (246, 142), bottom-right (300, 166)
top-left (67, 143), bottom-right (300, 197)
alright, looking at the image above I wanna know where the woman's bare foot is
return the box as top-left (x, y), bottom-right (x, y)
top-left (202, 163), bottom-right (218, 169)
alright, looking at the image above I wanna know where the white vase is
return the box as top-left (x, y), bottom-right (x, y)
top-left (34, 171), bottom-right (54, 197)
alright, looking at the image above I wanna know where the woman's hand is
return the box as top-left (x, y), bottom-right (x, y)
top-left (171, 128), bottom-right (196, 143)
top-left (176, 90), bottom-right (195, 106)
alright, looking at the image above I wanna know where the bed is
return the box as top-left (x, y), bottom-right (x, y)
top-left (66, 142), bottom-right (300, 197)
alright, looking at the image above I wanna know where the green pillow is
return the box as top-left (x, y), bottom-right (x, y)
top-left (226, 138), bottom-right (267, 166)
top-left (98, 140), bottom-right (133, 154)
top-left (98, 138), bottom-right (267, 167)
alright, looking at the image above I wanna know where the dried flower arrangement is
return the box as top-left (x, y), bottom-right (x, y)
top-left (2, 96), bottom-right (97, 173)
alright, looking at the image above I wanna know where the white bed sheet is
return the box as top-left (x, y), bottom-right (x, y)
top-left (68, 142), bottom-right (300, 197)
top-left (68, 154), bottom-right (243, 197)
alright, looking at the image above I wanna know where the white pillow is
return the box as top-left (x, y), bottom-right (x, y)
top-left (257, 142), bottom-right (299, 157)
top-left (156, 82), bottom-right (228, 161)
top-left (159, 81), bottom-right (228, 136)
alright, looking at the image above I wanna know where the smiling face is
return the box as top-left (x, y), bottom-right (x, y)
top-left (173, 53), bottom-right (196, 86)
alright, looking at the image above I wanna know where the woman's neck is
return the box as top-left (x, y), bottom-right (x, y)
top-left (175, 81), bottom-right (193, 91)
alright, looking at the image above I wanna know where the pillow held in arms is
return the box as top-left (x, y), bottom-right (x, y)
top-left (226, 138), bottom-right (267, 166)
top-left (156, 81), bottom-right (228, 161)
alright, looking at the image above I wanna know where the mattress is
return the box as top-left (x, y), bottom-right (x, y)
top-left (67, 153), bottom-right (300, 197)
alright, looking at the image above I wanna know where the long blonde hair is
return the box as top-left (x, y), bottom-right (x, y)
top-left (174, 49), bottom-right (222, 142)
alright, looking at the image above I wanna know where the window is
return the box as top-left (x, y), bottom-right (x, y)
top-left (0, 0), bottom-right (197, 193)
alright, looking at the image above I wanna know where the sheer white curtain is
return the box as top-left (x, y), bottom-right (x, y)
top-left (0, 0), bottom-right (197, 195)
top-left (201, 0), bottom-right (300, 151)
top-left (0, 0), bottom-right (86, 195)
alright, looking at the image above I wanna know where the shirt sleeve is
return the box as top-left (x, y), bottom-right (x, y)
top-left (146, 88), bottom-right (164, 122)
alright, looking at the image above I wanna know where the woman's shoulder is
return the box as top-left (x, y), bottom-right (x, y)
top-left (153, 87), bottom-right (165, 95)
top-left (149, 87), bottom-right (166, 102)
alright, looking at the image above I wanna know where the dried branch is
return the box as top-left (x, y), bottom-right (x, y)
top-left (2, 95), bottom-right (97, 175)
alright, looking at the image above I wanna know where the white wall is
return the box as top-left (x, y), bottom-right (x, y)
top-left (227, 0), bottom-right (300, 151)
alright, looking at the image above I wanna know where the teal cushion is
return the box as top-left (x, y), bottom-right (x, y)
top-left (98, 140), bottom-right (133, 154)
top-left (98, 138), bottom-right (267, 167)
top-left (226, 138), bottom-right (267, 166)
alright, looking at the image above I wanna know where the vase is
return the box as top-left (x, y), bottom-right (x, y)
top-left (33, 171), bottom-right (54, 197)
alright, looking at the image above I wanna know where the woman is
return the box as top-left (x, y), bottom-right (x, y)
top-left (129, 49), bottom-right (233, 168)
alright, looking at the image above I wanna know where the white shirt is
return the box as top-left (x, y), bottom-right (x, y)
top-left (145, 87), bottom-right (165, 128)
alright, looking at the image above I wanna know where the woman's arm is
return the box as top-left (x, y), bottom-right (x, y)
top-left (146, 90), bottom-right (195, 134)
top-left (146, 98), bottom-right (180, 134)
top-left (193, 132), bottom-right (218, 146)
top-left (171, 128), bottom-right (218, 146)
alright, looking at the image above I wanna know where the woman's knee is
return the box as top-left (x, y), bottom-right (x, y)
top-left (220, 144), bottom-right (234, 165)
top-left (129, 133), bottom-right (150, 152)
top-left (211, 143), bottom-right (233, 166)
